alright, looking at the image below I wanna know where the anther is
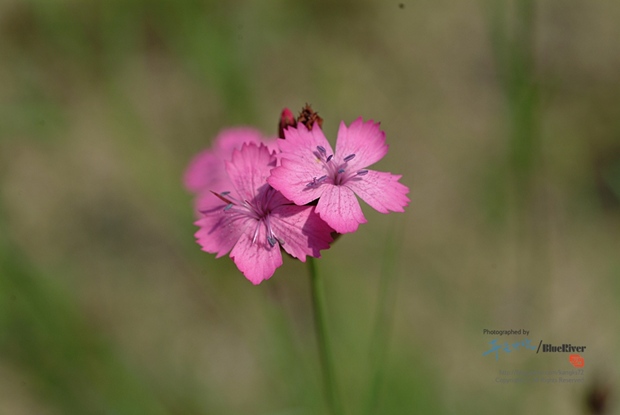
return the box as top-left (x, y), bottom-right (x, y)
top-left (338, 168), bottom-right (346, 174)
top-left (316, 146), bottom-right (326, 155)
top-left (267, 235), bottom-right (277, 247)
top-left (326, 155), bottom-right (333, 163)
top-left (356, 170), bottom-right (369, 176)
top-left (220, 191), bottom-right (230, 196)
top-left (344, 154), bottom-right (356, 162)
top-left (224, 203), bottom-right (233, 211)
top-left (307, 175), bottom-right (328, 187)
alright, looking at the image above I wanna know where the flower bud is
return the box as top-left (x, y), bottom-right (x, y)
top-left (278, 108), bottom-right (297, 139)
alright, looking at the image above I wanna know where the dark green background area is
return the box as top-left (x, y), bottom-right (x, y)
top-left (1, 1), bottom-right (619, 414)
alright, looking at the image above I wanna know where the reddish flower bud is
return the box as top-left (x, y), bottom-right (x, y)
top-left (278, 108), bottom-right (297, 139)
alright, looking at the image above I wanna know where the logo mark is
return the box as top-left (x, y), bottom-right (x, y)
top-left (569, 354), bottom-right (585, 368)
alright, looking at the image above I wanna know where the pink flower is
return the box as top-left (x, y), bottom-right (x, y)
top-left (268, 118), bottom-right (410, 233)
top-left (195, 143), bottom-right (334, 284)
top-left (184, 128), bottom-right (277, 212)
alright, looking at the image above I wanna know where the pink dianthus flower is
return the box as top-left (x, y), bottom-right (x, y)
top-left (194, 143), bottom-right (333, 284)
top-left (268, 118), bottom-right (410, 233)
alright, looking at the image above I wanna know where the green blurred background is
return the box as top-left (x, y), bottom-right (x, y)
top-left (1, 0), bottom-right (620, 414)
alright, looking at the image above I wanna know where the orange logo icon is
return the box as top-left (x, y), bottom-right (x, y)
top-left (569, 354), bottom-right (584, 368)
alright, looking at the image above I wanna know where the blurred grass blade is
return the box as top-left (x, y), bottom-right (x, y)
top-left (364, 216), bottom-right (405, 415)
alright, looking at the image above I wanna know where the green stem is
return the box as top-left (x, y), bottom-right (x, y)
top-left (307, 257), bottom-right (343, 415)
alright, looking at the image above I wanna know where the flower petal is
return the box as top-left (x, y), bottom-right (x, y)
top-left (184, 128), bottom-right (266, 193)
top-left (194, 208), bottom-right (251, 258)
top-left (268, 159), bottom-right (325, 205)
top-left (183, 149), bottom-right (221, 192)
top-left (334, 118), bottom-right (388, 170)
top-left (230, 224), bottom-right (283, 284)
top-left (270, 204), bottom-right (333, 260)
top-left (194, 185), bottom-right (231, 213)
top-left (279, 123), bottom-right (335, 164)
top-left (346, 170), bottom-right (410, 213)
top-left (226, 143), bottom-right (275, 203)
top-left (315, 185), bottom-right (367, 233)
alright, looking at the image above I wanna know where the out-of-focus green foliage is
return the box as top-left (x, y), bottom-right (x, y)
top-left (1, 0), bottom-right (619, 414)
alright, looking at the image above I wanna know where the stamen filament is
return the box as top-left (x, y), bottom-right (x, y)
top-left (211, 190), bottom-right (235, 205)
top-left (252, 222), bottom-right (260, 244)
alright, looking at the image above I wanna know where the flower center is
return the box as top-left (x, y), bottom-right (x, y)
top-left (212, 189), bottom-right (283, 248)
top-left (306, 146), bottom-right (368, 187)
